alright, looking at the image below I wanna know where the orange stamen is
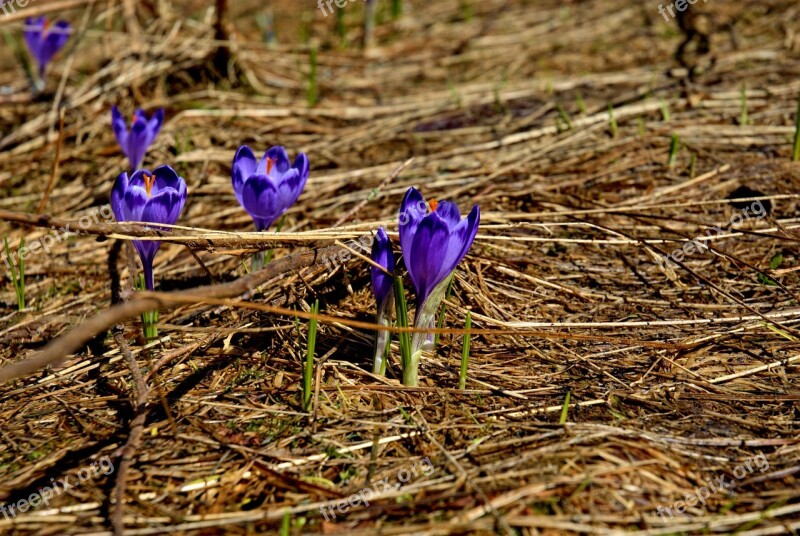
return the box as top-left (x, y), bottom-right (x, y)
top-left (429, 199), bottom-right (439, 212)
top-left (143, 174), bottom-right (155, 197)
top-left (131, 114), bottom-right (138, 124)
top-left (266, 157), bottom-right (275, 175)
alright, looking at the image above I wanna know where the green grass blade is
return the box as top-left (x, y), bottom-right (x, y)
top-left (667, 133), bottom-right (680, 167)
top-left (740, 83), bottom-right (749, 126)
top-left (393, 277), bottom-right (412, 377)
top-left (607, 103), bottom-right (617, 138)
top-left (280, 510), bottom-right (291, 536)
top-left (303, 299), bottom-right (319, 411)
top-left (458, 311), bottom-right (471, 389)
top-left (559, 391), bottom-right (571, 424)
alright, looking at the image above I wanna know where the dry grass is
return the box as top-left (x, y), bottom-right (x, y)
top-left (1, 0), bottom-right (799, 534)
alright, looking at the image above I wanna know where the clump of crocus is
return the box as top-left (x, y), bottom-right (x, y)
top-left (231, 145), bottom-right (309, 232)
top-left (111, 166), bottom-right (187, 291)
top-left (24, 16), bottom-right (71, 84)
top-left (111, 106), bottom-right (165, 170)
top-left (399, 187), bottom-right (479, 364)
top-left (370, 227), bottom-right (395, 374)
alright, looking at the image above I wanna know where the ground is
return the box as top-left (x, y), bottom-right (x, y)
top-left (1, 0), bottom-right (799, 535)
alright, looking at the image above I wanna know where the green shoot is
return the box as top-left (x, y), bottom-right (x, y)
top-left (659, 98), bottom-right (670, 121)
top-left (307, 44), bottom-right (318, 107)
top-left (335, 5), bottom-right (346, 44)
top-left (740, 83), bottom-right (749, 126)
top-left (556, 104), bottom-right (572, 131)
top-left (3, 237), bottom-right (26, 310)
top-left (559, 391), bottom-right (571, 424)
top-left (793, 90), bottom-right (800, 162)
top-left (280, 510), bottom-right (291, 536)
top-left (136, 273), bottom-right (158, 340)
top-left (391, 0), bottom-right (402, 19)
top-left (458, 311), bottom-right (472, 390)
top-left (667, 133), bottom-right (680, 167)
top-left (447, 79), bottom-right (462, 107)
top-left (393, 277), bottom-right (413, 385)
top-left (607, 103), bottom-right (617, 138)
top-left (576, 93), bottom-right (586, 114)
top-left (689, 152), bottom-right (697, 178)
top-left (460, 0), bottom-right (474, 21)
top-left (2, 29), bottom-right (37, 95)
top-left (303, 299), bottom-right (320, 411)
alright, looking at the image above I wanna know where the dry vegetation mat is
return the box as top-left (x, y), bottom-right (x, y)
top-left (1, 0), bottom-right (799, 534)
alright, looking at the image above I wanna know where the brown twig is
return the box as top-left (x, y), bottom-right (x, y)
top-left (0, 246), bottom-right (326, 384)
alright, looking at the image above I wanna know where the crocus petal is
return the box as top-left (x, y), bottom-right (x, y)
top-left (407, 214), bottom-right (451, 304)
top-left (126, 119), bottom-right (149, 169)
top-left (24, 17), bottom-right (44, 61)
top-left (142, 189), bottom-right (183, 227)
top-left (151, 165), bottom-right (184, 196)
top-left (434, 205), bottom-right (479, 285)
top-left (241, 174), bottom-right (280, 230)
top-left (259, 146), bottom-right (291, 177)
top-left (122, 187), bottom-right (150, 223)
top-left (110, 172), bottom-right (129, 222)
top-left (126, 169), bottom-right (151, 190)
top-left (398, 187), bottom-right (426, 265)
top-left (275, 168), bottom-right (305, 212)
top-left (371, 227), bottom-right (395, 307)
top-left (146, 108), bottom-right (165, 145)
top-left (232, 145), bottom-right (257, 201)
top-left (36, 21), bottom-right (71, 70)
top-left (293, 153), bottom-right (310, 180)
top-left (434, 201), bottom-right (462, 228)
top-left (111, 106), bottom-right (129, 151)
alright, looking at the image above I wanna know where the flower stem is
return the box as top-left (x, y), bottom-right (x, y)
top-left (372, 295), bottom-right (393, 375)
top-left (139, 266), bottom-right (158, 340)
top-left (411, 276), bottom-right (452, 356)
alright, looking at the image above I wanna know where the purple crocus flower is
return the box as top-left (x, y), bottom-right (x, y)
top-left (371, 227), bottom-right (395, 308)
top-left (111, 106), bottom-right (165, 170)
top-left (399, 187), bottom-right (479, 308)
top-left (232, 145), bottom-right (309, 231)
top-left (371, 227), bottom-right (395, 374)
top-left (24, 17), bottom-right (72, 78)
top-left (399, 187), bottom-right (479, 358)
top-left (110, 165), bottom-right (187, 291)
